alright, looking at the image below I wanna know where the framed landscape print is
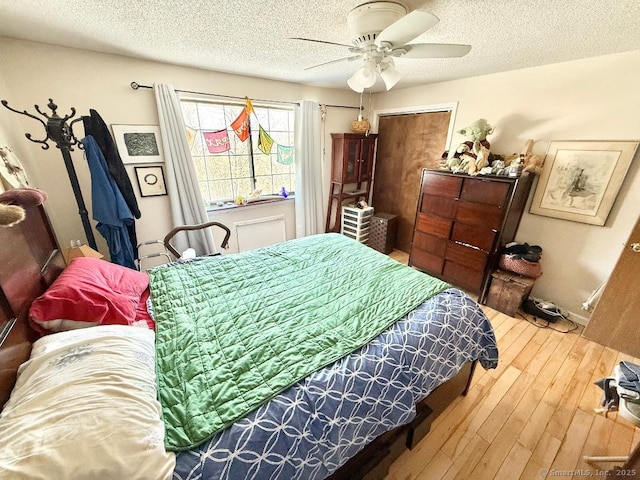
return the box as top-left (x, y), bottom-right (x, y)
top-left (111, 125), bottom-right (164, 164)
top-left (530, 140), bottom-right (639, 226)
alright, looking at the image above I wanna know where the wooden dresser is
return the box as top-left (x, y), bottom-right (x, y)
top-left (409, 169), bottom-right (533, 302)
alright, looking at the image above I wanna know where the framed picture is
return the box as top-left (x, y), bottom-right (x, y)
top-left (111, 125), bottom-right (164, 164)
top-left (530, 140), bottom-right (639, 225)
top-left (134, 166), bottom-right (167, 197)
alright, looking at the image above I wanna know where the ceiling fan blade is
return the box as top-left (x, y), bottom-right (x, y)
top-left (401, 43), bottom-right (472, 58)
top-left (289, 37), bottom-right (353, 48)
top-left (375, 9), bottom-right (439, 47)
top-left (304, 55), bottom-right (361, 71)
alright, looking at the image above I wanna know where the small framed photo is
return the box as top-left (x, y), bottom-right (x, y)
top-left (530, 140), bottom-right (639, 225)
top-left (135, 166), bottom-right (167, 197)
top-left (111, 124), bottom-right (164, 164)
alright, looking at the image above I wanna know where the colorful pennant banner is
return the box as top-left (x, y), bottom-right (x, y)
top-left (258, 125), bottom-right (274, 155)
top-left (203, 129), bottom-right (231, 153)
top-left (277, 144), bottom-right (294, 165)
top-left (186, 98), bottom-right (294, 165)
top-left (186, 126), bottom-right (197, 148)
top-left (231, 107), bottom-right (250, 142)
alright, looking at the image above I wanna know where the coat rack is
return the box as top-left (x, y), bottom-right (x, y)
top-left (1, 98), bottom-right (98, 250)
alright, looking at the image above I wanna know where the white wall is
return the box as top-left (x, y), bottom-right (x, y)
top-left (373, 50), bottom-right (640, 323)
top-left (0, 38), bottom-right (360, 252)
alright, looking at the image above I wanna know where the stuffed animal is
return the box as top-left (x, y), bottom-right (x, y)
top-left (504, 140), bottom-right (545, 175)
top-left (443, 118), bottom-right (495, 175)
top-left (0, 202), bottom-right (25, 227)
top-left (0, 187), bottom-right (48, 227)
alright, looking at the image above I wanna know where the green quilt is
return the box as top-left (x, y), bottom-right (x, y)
top-left (149, 233), bottom-right (448, 450)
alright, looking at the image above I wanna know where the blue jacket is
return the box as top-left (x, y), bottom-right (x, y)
top-left (82, 135), bottom-right (136, 269)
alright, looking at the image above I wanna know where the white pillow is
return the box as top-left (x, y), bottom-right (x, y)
top-left (0, 325), bottom-right (175, 480)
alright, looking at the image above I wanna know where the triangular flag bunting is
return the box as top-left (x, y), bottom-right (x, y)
top-left (258, 125), bottom-right (274, 155)
top-left (185, 126), bottom-right (197, 148)
top-left (231, 108), bottom-right (250, 142)
top-left (277, 144), bottom-right (294, 165)
top-left (203, 129), bottom-right (231, 153)
top-left (245, 98), bottom-right (254, 116)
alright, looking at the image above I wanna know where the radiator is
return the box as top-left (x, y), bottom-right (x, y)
top-left (234, 214), bottom-right (286, 252)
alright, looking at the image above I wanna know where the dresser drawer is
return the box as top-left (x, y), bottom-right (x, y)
top-left (415, 213), bottom-right (452, 238)
top-left (412, 231), bottom-right (447, 257)
top-left (420, 194), bottom-right (457, 218)
top-left (443, 261), bottom-right (484, 292)
top-left (450, 222), bottom-right (497, 253)
top-left (460, 178), bottom-right (511, 206)
top-left (421, 172), bottom-right (463, 198)
top-left (445, 241), bottom-right (488, 272)
top-left (410, 248), bottom-right (444, 274)
top-left (455, 202), bottom-right (503, 230)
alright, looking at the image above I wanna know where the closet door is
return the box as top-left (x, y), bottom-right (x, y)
top-left (372, 112), bottom-right (452, 252)
top-left (582, 215), bottom-right (640, 357)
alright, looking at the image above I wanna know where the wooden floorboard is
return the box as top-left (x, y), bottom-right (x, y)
top-left (383, 250), bottom-right (640, 480)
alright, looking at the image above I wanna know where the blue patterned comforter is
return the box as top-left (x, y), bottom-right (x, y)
top-left (173, 288), bottom-right (497, 480)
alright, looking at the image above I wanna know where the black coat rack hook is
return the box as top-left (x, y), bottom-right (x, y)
top-left (1, 98), bottom-right (97, 250)
top-left (2, 98), bottom-right (82, 151)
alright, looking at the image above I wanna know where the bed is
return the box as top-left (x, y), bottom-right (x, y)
top-left (0, 190), bottom-right (498, 480)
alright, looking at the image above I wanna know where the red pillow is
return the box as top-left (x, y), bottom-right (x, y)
top-left (29, 257), bottom-right (154, 334)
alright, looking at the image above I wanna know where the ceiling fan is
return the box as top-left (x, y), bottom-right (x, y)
top-left (292, 1), bottom-right (471, 91)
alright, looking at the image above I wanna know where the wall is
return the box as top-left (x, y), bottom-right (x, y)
top-left (373, 50), bottom-right (640, 323)
top-left (0, 38), bottom-right (360, 254)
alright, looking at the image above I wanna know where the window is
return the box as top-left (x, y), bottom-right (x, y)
top-left (180, 98), bottom-right (295, 206)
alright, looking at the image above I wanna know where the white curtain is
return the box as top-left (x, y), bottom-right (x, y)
top-left (154, 83), bottom-right (216, 256)
top-left (294, 100), bottom-right (324, 238)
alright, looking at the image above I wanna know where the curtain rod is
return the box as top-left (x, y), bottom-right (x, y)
top-left (130, 82), bottom-right (360, 110)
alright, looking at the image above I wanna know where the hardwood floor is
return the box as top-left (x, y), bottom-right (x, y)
top-left (384, 249), bottom-right (640, 480)
top-left (383, 306), bottom-right (640, 480)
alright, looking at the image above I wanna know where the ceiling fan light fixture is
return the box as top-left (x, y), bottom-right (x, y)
top-left (347, 63), bottom-right (377, 92)
top-left (379, 62), bottom-right (401, 90)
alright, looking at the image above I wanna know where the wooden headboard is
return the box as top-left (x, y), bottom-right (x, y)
top-left (0, 190), bottom-right (65, 407)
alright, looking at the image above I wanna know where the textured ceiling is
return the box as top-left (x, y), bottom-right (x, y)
top-left (1, 1), bottom-right (639, 92)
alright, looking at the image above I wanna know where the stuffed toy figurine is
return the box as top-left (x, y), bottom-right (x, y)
top-left (0, 202), bottom-right (25, 227)
top-left (443, 118), bottom-right (495, 175)
top-left (504, 140), bottom-right (545, 175)
top-left (0, 187), bottom-right (47, 227)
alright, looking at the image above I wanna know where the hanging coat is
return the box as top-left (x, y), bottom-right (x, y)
top-left (82, 135), bottom-right (136, 269)
top-left (82, 110), bottom-right (141, 218)
top-left (83, 109), bottom-right (140, 259)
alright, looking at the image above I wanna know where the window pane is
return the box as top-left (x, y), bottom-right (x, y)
top-left (197, 103), bottom-right (227, 130)
top-left (210, 180), bottom-right (233, 202)
top-left (254, 154), bottom-right (272, 177)
top-left (255, 175), bottom-right (274, 194)
top-left (181, 102), bottom-right (199, 128)
top-left (206, 157), bottom-right (231, 181)
top-left (232, 177), bottom-right (252, 198)
top-left (193, 156), bottom-right (206, 179)
top-left (230, 156), bottom-right (250, 178)
top-left (269, 109), bottom-right (290, 131)
top-left (253, 107), bottom-right (269, 127)
top-left (272, 174), bottom-right (292, 193)
top-left (190, 131), bottom-right (206, 156)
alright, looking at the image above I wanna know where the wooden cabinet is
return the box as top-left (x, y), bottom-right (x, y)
top-left (409, 169), bottom-right (533, 302)
top-left (326, 133), bottom-right (378, 232)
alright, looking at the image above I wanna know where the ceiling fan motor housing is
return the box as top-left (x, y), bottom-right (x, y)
top-left (347, 1), bottom-right (406, 47)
